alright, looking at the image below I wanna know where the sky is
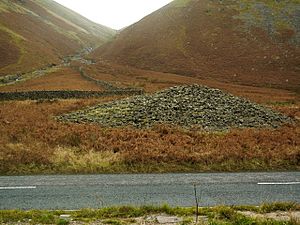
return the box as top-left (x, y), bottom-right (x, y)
top-left (54, 0), bottom-right (173, 30)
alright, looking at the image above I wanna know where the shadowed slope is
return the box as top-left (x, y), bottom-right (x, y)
top-left (0, 0), bottom-right (116, 76)
top-left (95, 0), bottom-right (300, 91)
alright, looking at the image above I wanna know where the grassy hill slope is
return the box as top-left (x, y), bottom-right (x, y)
top-left (0, 0), bottom-right (115, 76)
top-left (94, 0), bottom-right (300, 91)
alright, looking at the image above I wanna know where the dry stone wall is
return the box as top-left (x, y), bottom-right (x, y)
top-left (0, 90), bottom-right (143, 101)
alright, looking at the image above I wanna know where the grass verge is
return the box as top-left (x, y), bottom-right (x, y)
top-left (0, 203), bottom-right (299, 224)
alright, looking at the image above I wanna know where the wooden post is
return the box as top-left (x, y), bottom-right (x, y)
top-left (194, 184), bottom-right (199, 224)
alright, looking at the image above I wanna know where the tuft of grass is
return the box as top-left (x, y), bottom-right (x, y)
top-left (180, 217), bottom-right (193, 225)
top-left (56, 219), bottom-right (70, 225)
top-left (214, 206), bottom-right (237, 221)
top-left (0, 210), bottom-right (60, 224)
top-left (73, 205), bottom-right (195, 221)
top-left (50, 147), bottom-right (120, 174)
top-left (259, 202), bottom-right (299, 213)
top-left (233, 202), bottom-right (300, 214)
top-left (103, 219), bottom-right (124, 225)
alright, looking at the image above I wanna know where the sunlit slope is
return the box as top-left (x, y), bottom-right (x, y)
top-left (0, 0), bottom-right (116, 76)
top-left (95, 0), bottom-right (300, 90)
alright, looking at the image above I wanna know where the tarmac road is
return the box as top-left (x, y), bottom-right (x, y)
top-left (0, 172), bottom-right (299, 210)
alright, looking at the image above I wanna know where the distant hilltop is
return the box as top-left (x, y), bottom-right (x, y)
top-left (0, 0), bottom-right (115, 76)
top-left (94, 0), bottom-right (300, 91)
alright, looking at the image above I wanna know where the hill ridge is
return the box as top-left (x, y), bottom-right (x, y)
top-left (0, 0), bottom-right (116, 76)
top-left (94, 0), bottom-right (300, 91)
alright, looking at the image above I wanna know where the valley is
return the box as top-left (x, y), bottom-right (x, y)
top-left (0, 0), bottom-right (299, 175)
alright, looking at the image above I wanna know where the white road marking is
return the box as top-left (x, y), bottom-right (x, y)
top-left (257, 182), bottom-right (300, 185)
top-left (0, 186), bottom-right (37, 190)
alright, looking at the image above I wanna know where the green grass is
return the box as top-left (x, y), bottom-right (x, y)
top-left (56, 219), bottom-right (70, 225)
top-left (232, 0), bottom-right (299, 35)
top-left (2, 159), bottom-right (300, 176)
top-left (0, 64), bottom-right (61, 88)
top-left (1, 203), bottom-right (299, 224)
top-left (209, 216), bottom-right (297, 225)
top-left (73, 204), bottom-right (194, 220)
top-left (0, 23), bottom-right (26, 71)
top-left (0, 1), bottom-right (31, 13)
top-left (0, 24), bottom-right (25, 43)
top-left (259, 202), bottom-right (299, 213)
top-left (266, 101), bottom-right (296, 106)
top-left (103, 219), bottom-right (125, 225)
top-left (172, 0), bottom-right (192, 8)
top-left (0, 209), bottom-right (63, 224)
top-left (233, 202), bottom-right (299, 213)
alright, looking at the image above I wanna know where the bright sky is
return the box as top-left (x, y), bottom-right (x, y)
top-left (54, 0), bottom-right (173, 30)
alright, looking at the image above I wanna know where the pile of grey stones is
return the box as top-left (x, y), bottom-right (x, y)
top-left (58, 85), bottom-right (292, 130)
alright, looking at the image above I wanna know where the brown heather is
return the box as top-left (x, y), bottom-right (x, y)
top-left (0, 97), bottom-right (299, 174)
top-left (83, 60), bottom-right (297, 104)
top-left (94, 0), bottom-right (300, 91)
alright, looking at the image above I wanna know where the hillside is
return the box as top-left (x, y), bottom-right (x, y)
top-left (0, 0), bottom-right (299, 175)
top-left (0, 0), bottom-right (115, 76)
top-left (94, 0), bottom-right (300, 91)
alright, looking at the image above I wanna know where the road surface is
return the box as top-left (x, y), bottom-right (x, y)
top-left (0, 172), bottom-right (299, 210)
